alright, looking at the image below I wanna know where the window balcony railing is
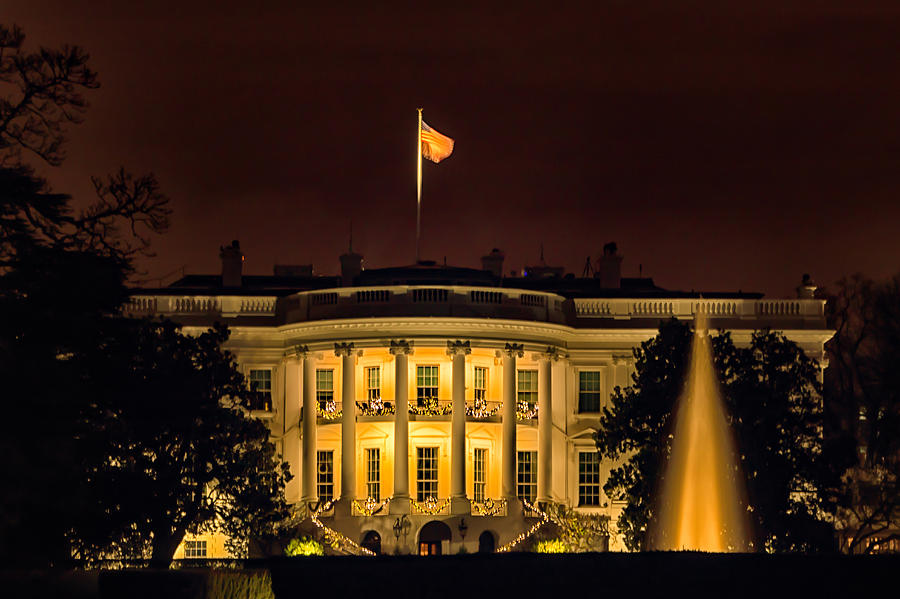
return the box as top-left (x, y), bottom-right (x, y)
top-left (471, 498), bottom-right (508, 517)
top-left (411, 496), bottom-right (451, 516)
top-left (466, 398), bottom-right (501, 419)
top-left (408, 398), bottom-right (453, 416)
top-left (516, 401), bottom-right (538, 420)
top-left (356, 397), bottom-right (395, 417)
top-left (316, 400), bottom-right (343, 421)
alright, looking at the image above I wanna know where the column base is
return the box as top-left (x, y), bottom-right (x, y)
top-left (333, 497), bottom-right (356, 518)
top-left (450, 496), bottom-right (471, 515)
top-left (389, 495), bottom-right (411, 515)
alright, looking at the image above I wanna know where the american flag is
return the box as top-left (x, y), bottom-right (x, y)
top-left (421, 121), bottom-right (454, 163)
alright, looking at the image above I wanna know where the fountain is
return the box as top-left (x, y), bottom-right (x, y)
top-left (649, 311), bottom-right (751, 552)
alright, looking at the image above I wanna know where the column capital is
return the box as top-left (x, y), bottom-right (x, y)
top-left (291, 344), bottom-right (311, 358)
top-left (611, 353), bottom-right (633, 366)
top-left (503, 342), bottom-right (524, 358)
top-left (446, 339), bottom-right (471, 356)
top-left (532, 346), bottom-right (565, 362)
top-left (334, 341), bottom-right (355, 357)
top-left (389, 339), bottom-right (413, 356)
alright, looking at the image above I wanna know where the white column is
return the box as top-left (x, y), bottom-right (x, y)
top-left (502, 343), bottom-right (523, 501)
top-left (283, 356), bottom-right (302, 503)
top-left (300, 347), bottom-right (318, 505)
top-left (336, 342), bottom-right (357, 507)
top-left (537, 352), bottom-right (554, 504)
top-left (390, 340), bottom-right (412, 514)
top-left (448, 340), bottom-right (471, 514)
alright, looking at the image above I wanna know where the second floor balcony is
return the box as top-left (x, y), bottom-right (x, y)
top-left (303, 398), bottom-right (539, 423)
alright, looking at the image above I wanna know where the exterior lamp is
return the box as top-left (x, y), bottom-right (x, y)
top-left (393, 515), bottom-right (411, 540)
top-left (458, 517), bottom-right (468, 540)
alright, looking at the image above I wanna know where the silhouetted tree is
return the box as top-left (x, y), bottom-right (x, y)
top-left (596, 319), bottom-right (833, 552)
top-left (70, 320), bottom-right (291, 564)
top-left (825, 275), bottom-right (900, 553)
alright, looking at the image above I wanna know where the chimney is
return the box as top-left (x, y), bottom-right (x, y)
top-left (481, 248), bottom-right (505, 278)
top-left (340, 250), bottom-right (363, 286)
top-left (796, 273), bottom-right (817, 299)
top-left (219, 240), bottom-right (243, 287)
top-left (598, 242), bottom-right (622, 289)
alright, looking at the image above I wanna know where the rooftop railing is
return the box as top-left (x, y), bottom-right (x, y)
top-left (573, 297), bottom-right (825, 320)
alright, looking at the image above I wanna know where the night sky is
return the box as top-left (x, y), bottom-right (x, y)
top-left (7, 1), bottom-right (900, 296)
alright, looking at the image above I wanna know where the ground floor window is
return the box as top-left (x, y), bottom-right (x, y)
top-left (365, 448), bottom-right (380, 501)
top-left (416, 447), bottom-right (439, 501)
top-left (317, 450), bottom-right (334, 502)
top-left (184, 540), bottom-right (207, 558)
top-left (579, 451), bottom-right (601, 506)
top-left (517, 450), bottom-right (537, 503)
top-left (473, 448), bottom-right (488, 502)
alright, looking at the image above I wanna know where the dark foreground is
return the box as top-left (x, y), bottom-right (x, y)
top-left (4, 553), bottom-right (898, 599)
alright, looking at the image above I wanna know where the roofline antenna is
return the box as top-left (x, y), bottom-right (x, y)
top-left (582, 256), bottom-right (594, 278)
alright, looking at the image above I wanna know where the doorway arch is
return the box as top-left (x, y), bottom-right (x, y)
top-left (418, 520), bottom-right (452, 555)
top-left (478, 530), bottom-right (496, 553)
top-left (361, 530), bottom-right (381, 555)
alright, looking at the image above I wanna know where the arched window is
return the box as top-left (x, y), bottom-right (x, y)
top-left (361, 530), bottom-right (381, 555)
top-left (418, 520), bottom-right (452, 556)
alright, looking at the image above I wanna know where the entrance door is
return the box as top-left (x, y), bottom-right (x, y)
top-left (418, 520), bottom-right (451, 556)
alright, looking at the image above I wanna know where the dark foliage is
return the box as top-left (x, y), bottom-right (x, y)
top-left (596, 318), bottom-right (833, 552)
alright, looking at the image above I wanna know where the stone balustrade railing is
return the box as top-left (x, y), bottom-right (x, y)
top-left (123, 295), bottom-right (278, 317)
top-left (573, 298), bottom-right (825, 320)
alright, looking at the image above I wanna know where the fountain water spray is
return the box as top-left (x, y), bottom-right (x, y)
top-left (650, 309), bottom-right (750, 552)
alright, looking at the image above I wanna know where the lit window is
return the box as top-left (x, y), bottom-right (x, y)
top-left (317, 450), bottom-right (334, 502)
top-left (517, 450), bottom-right (537, 503)
top-left (579, 451), bottom-right (601, 506)
top-left (474, 367), bottom-right (488, 402)
top-left (416, 365), bottom-right (439, 407)
top-left (517, 370), bottom-right (537, 408)
top-left (249, 369), bottom-right (272, 411)
top-left (578, 371), bottom-right (602, 413)
top-left (416, 447), bottom-right (439, 501)
top-left (473, 448), bottom-right (488, 503)
top-left (184, 540), bottom-right (207, 558)
top-left (316, 369), bottom-right (334, 410)
top-left (365, 448), bottom-right (380, 501)
top-left (365, 366), bottom-right (381, 401)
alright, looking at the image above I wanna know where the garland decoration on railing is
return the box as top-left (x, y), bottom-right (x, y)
top-left (357, 397), bottom-right (395, 416)
top-left (411, 496), bottom-right (450, 515)
top-left (471, 497), bottom-right (507, 516)
top-left (465, 397), bottom-right (500, 419)
top-left (496, 499), bottom-right (550, 553)
top-left (316, 399), bottom-right (342, 420)
top-left (408, 397), bottom-right (453, 416)
top-left (310, 499), bottom-right (375, 556)
top-left (516, 400), bottom-right (538, 420)
top-left (351, 496), bottom-right (390, 516)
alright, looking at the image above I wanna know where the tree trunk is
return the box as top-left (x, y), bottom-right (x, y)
top-left (150, 528), bottom-right (185, 567)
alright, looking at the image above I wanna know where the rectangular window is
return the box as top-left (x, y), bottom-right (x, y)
top-left (474, 366), bottom-right (487, 401)
top-left (316, 369), bottom-right (334, 410)
top-left (365, 448), bottom-right (380, 501)
top-left (473, 448), bottom-right (488, 503)
top-left (579, 451), bottom-right (601, 506)
top-left (416, 446), bottom-right (439, 501)
top-left (365, 366), bottom-right (381, 401)
top-left (317, 450), bottom-right (334, 502)
top-left (184, 540), bottom-right (207, 558)
top-left (416, 365), bottom-right (439, 407)
top-left (579, 371), bottom-right (603, 413)
top-left (517, 450), bottom-right (537, 503)
top-left (248, 369), bottom-right (272, 411)
top-left (517, 370), bottom-right (538, 406)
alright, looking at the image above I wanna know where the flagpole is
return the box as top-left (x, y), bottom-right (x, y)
top-left (416, 107), bottom-right (423, 264)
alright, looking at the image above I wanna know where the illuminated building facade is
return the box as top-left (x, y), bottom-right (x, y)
top-left (127, 241), bottom-right (831, 556)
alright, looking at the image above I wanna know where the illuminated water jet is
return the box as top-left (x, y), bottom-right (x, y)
top-left (650, 311), bottom-right (750, 552)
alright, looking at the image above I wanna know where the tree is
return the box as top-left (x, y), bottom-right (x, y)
top-left (825, 275), bottom-right (900, 554)
top-left (596, 318), bottom-right (833, 552)
top-left (0, 22), bottom-right (171, 565)
top-left (71, 320), bottom-right (292, 564)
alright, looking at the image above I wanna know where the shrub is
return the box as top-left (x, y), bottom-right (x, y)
top-left (534, 539), bottom-right (567, 553)
top-left (284, 536), bottom-right (325, 556)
